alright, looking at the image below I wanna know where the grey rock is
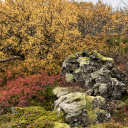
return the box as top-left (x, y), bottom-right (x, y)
top-left (53, 89), bottom-right (111, 127)
top-left (61, 50), bottom-right (126, 100)
top-left (55, 50), bottom-right (127, 127)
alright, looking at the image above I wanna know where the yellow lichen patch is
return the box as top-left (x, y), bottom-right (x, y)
top-left (65, 73), bottom-right (75, 83)
top-left (67, 92), bottom-right (86, 103)
top-left (95, 96), bottom-right (106, 103)
top-left (53, 87), bottom-right (70, 98)
top-left (77, 57), bottom-right (89, 67)
top-left (77, 57), bottom-right (89, 63)
top-left (110, 77), bottom-right (117, 81)
top-left (68, 53), bottom-right (76, 58)
top-left (53, 87), bottom-right (85, 98)
top-left (94, 108), bottom-right (108, 114)
top-left (74, 68), bottom-right (81, 74)
top-left (89, 50), bottom-right (113, 62)
top-left (75, 51), bottom-right (82, 55)
top-left (53, 122), bottom-right (70, 128)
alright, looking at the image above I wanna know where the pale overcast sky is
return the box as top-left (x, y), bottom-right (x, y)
top-left (1, 0), bottom-right (128, 9)
top-left (77, 0), bottom-right (128, 8)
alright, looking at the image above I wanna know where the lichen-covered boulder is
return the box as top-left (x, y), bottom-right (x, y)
top-left (53, 86), bottom-right (85, 98)
top-left (61, 50), bottom-right (126, 100)
top-left (53, 88), bottom-right (111, 127)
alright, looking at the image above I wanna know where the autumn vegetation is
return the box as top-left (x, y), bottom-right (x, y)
top-left (0, 0), bottom-right (128, 127)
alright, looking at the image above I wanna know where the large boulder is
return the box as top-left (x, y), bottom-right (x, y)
top-left (61, 50), bottom-right (126, 100)
top-left (53, 87), bottom-right (126, 127)
top-left (53, 88), bottom-right (111, 127)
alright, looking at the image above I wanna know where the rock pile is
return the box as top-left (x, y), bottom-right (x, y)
top-left (53, 87), bottom-right (126, 127)
top-left (53, 87), bottom-right (111, 127)
top-left (52, 50), bottom-right (127, 127)
top-left (61, 50), bottom-right (126, 100)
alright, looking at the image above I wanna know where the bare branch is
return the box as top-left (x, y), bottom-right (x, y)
top-left (0, 56), bottom-right (24, 63)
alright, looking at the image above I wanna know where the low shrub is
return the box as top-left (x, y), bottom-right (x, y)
top-left (0, 70), bottom-right (61, 114)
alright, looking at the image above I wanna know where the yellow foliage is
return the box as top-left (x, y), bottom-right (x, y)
top-left (0, 0), bottom-right (127, 76)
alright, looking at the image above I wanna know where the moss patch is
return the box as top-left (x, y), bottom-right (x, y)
top-left (53, 122), bottom-right (70, 128)
top-left (89, 50), bottom-right (113, 62)
top-left (65, 73), bottom-right (74, 83)
top-left (121, 95), bottom-right (128, 110)
top-left (0, 106), bottom-right (66, 128)
top-left (68, 53), bottom-right (76, 58)
top-left (74, 68), bottom-right (81, 74)
top-left (77, 57), bottom-right (89, 63)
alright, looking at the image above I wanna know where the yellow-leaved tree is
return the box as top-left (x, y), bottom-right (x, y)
top-left (0, 0), bottom-right (80, 75)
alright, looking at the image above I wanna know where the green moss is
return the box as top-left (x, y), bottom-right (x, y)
top-left (87, 110), bottom-right (97, 124)
top-left (85, 96), bottom-right (95, 110)
top-left (67, 92), bottom-right (86, 105)
top-left (75, 51), bottom-right (82, 55)
top-left (0, 113), bottom-right (12, 123)
top-left (68, 53), bottom-right (76, 58)
top-left (85, 96), bottom-right (97, 124)
top-left (89, 50), bottom-right (113, 62)
top-left (53, 122), bottom-right (70, 128)
top-left (74, 68), bottom-right (81, 74)
top-left (52, 87), bottom-right (70, 97)
top-left (88, 122), bottom-right (126, 128)
top-left (79, 57), bottom-right (89, 67)
top-left (0, 106), bottom-right (66, 128)
top-left (121, 96), bottom-right (128, 110)
top-left (85, 96), bottom-right (107, 125)
top-left (94, 108), bottom-right (107, 114)
top-left (77, 57), bottom-right (89, 63)
top-left (65, 73), bottom-right (74, 83)
top-left (39, 86), bottom-right (57, 111)
top-left (116, 100), bottom-right (126, 109)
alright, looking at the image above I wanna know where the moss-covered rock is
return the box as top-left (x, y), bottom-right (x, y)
top-left (54, 90), bottom-right (110, 127)
top-left (53, 86), bottom-right (85, 98)
top-left (74, 68), bottom-right (81, 74)
top-left (65, 73), bottom-right (75, 83)
top-left (61, 49), bottom-right (125, 100)
top-left (89, 50), bottom-right (113, 62)
top-left (68, 53), bottom-right (76, 58)
top-left (53, 122), bottom-right (70, 128)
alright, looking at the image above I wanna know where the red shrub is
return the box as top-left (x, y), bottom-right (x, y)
top-left (0, 70), bottom-right (61, 108)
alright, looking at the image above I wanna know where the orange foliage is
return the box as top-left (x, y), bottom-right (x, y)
top-left (0, 0), bottom-right (127, 76)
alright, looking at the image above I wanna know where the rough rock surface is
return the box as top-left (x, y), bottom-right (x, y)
top-left (61, 50), bottom-right (126, 100)
top-left (53, 88), bottom-right (111, 127)
top-left (52, 50), bottom-right (127, 127)
top-left (53, 87), bottom-right (126, 127)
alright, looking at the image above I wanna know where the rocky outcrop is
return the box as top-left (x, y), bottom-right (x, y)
top-left (61, 50), bottom-right (126, 100)
top-left (52, 50), bottom-right (127, 127)
top-left (53, 87), bottom-right (126, 127)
